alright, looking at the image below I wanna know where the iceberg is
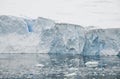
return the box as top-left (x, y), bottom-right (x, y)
top-left (0, 15), bottom-right (120, 56)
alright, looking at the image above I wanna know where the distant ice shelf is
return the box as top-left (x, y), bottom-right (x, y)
top-left (0, 15), bottom-right (120, 56)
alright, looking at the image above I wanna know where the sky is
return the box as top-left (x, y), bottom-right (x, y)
top-left (0, 0), bottom-right (120, 28)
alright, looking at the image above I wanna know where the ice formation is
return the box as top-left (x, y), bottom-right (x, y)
top-left (0, 15), bottom-right (120, 56)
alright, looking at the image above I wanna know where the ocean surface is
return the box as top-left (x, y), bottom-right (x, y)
top-left (0, 53), bottom-right (120, 79)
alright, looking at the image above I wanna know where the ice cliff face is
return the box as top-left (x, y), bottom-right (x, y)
top-left (0, 15), bottom-right (120, 56)
top-left (83, 29), bottom-right (120, 56)
top-left (0, 15), bottom-right (28, 35)
top-left (49, 23), bottom-right (85, 54)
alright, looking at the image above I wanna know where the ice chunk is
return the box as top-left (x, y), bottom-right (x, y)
top-left (65, 73), bottom-right (77, 77)
top-left (35, 64), bottom-right (44, 67)
top-left (85, 61), bottom-right (99, 67)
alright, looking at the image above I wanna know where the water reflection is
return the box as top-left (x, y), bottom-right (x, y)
top-left (0, 53), bottom-right (120, 79)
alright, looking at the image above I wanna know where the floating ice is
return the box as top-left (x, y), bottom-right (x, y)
top-left (35, 64), bottom-right (44, 67)
top-left (85, 61), bottom-right (99, 67)
top-left (65, 73), bottom-right (77, 77)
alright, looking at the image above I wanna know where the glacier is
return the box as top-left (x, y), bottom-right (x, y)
top-left (0, 15), bottom-right (120, 56)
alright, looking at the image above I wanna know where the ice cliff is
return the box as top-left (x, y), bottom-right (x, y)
top-left (82, 29), bottom-right (120, 56)
top-left (0, 15), bottom-right (120, 56)
top-left (49, 23), bottom-right (85, 54)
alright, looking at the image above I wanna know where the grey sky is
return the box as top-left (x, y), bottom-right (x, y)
top-left (0, 0), bottom-right (120, 28)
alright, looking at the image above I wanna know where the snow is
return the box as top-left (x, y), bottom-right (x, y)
top-left (0, 15), bottom-right (120, 56)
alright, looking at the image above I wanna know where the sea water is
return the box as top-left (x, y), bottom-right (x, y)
top-left (0, 53), bottom-right (120, 79)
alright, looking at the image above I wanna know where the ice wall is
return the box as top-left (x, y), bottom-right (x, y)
top-left (0, 15), bottom-right (120, 56)
top-left (49, 23), bottom-right (85, 54)
top-left (82, 29), bottom-right (120, 56)
top-left (0, 15), bottom-right (28, 35)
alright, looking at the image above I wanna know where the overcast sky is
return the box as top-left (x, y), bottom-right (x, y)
top-left (0, 0), bottom-right (120, 28)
